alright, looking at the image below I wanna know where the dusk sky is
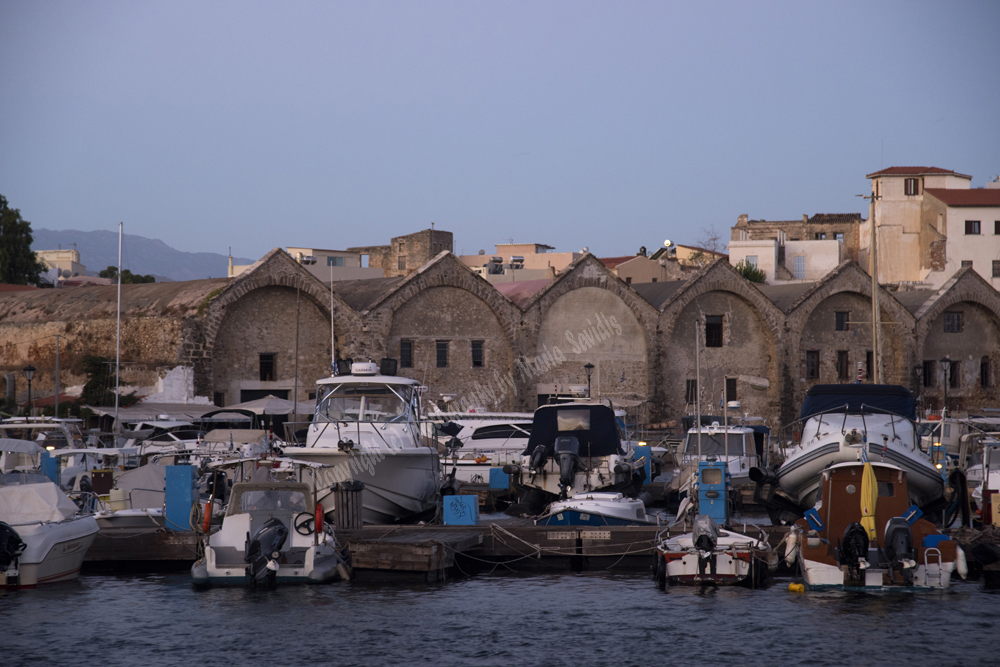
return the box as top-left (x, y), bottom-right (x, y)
top-left (2, 1), bottom-right (998, 261)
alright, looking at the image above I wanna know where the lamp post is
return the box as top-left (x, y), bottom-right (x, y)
top-left (293, 253), bottom-right (317, 420)
top-left (23, 365), bottom-right (36, 415)
top-left (584, 363), bottom-right (595, 398)
top-left (939, 357), bottom-right (952, 418)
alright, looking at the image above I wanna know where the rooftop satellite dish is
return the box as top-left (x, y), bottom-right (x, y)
top-left (664, 240), bottom-right (673, 247)
top-left (478, 249), bottom-right (485, 255)
top-left (60, 269), bottom-right (72, 279)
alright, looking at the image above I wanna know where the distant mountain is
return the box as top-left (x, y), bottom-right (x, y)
top-left (32, 229), bottom-right (257, 282)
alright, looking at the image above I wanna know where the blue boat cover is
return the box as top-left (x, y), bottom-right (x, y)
top-left (523, 403), bottom-right (624, 457)
top-left (799, 384), bottom-right (916, 421)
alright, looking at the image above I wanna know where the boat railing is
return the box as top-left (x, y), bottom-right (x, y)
top-left (924, 547), bottom-right (944, 587)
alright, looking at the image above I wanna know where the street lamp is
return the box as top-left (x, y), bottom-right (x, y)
top-left (583, 363), bottom-right (595, 398)
top-left (293, 254), bottom-right (317, 420)
top-left (939, 357), bottom-right (952, 417)
top-left (23, 365), bottom-right (36, 415)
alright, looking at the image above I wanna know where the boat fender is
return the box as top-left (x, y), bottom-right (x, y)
top-left (784, 530), bottom-right (799, 567)
top-left (956, 545), bottom-right (968, 580)
top-left (316, 502), bottom-right (324, 534)
top-left (336, 562), bottom-right (351, 581)
top-left (202, 502), bottom-right (212, 533)
top-left (266, 559), bottom-right (280, 572)
top-left (788, 583), bottom-right (805, 593)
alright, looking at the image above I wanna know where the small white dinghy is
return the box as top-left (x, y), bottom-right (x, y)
top-left (655, 514), bottom-right (774, 587)
top-left (535, 492), bottom-right (657, 526)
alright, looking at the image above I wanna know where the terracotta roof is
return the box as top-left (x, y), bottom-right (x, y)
top-left (923, 188), bottom-right (1000, 207)
top-left (598, 256), bottom-right (637, 269)
top-left (866, 166), bottom-right (972, 179)
top-left (0, 284), bottom-right (40, 293)
top-left (492, 279), bottom-right (552, 308)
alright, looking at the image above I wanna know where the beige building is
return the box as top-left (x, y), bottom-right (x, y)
top-left (729, 237), bottom-right (844, 284)
top-left (459, 242), bottom-right (581, 283)
top-left (35, 248), bottom-right (87, 284)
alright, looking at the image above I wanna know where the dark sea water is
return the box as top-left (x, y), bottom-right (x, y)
top-left (3, 571), bottom-right (998, 667)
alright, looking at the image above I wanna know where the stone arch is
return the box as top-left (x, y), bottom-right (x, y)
top-left (520, 255), bottom-right (659, 408)
top-left (659, 260), bottom-right (785, 426)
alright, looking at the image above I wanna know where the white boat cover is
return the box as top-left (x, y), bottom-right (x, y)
top-left (115, 463), bottom-right (167, 509)
top-left (0, 481), bottom-right (80, 524)
top-left (202, 429), bottom-right (269, 445)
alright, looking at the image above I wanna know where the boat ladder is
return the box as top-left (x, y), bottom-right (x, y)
top-left (923, 547), bottom-right (943, 588)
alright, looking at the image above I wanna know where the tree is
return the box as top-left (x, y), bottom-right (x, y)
top-left (0, 194), bottom-right (46, 285)
top-left (79, 355), bottom-right (138, 407)
top-left (99, 266), bottom-right (156, 283)
top-left (734, 259), bottom-right (767, 284)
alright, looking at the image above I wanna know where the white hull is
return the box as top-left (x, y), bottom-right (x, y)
top-left (799, 554), bottom-right (955, 591)
top-left (2, 516), bottom-right (98, 588)
top-left (284, 447), bottom-right (441, 524)
top-left (658, 532), bottom-right (771, 585)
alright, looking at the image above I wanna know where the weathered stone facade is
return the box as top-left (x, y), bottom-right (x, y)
top-left (347, 228), bottom-right (455, 278)
top-left (3, 247), bottom-right (1000, 429)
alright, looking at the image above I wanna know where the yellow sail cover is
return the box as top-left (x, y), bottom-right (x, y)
top-left (860, 461), bottom-right (877, 540)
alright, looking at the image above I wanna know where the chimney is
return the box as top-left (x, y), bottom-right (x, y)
top-left (738, 214), bottom-right (749, 225)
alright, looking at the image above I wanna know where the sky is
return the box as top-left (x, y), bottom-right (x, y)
top-left (1, 1), bottom-right (999, 261)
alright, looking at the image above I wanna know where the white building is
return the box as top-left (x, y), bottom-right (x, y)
top-left (229, 247), bottom-right (385, 281)
top-left (728, 237), bottom-right (843, 284)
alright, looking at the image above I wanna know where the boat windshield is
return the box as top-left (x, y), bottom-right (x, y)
top-left (239, 490), bottom-right (308, 512)
top-left (684, 432), bottom-right (747, 456)
top-left (316, 384), bottom-right (411, 423)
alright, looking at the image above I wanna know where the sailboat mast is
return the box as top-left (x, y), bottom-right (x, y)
top-left (870, 196), bottom-right (881, 384)
top-left (115, 222), bottom-right (122, 426)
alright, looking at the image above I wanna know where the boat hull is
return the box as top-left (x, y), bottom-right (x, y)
top-left (2, 516), bottom-right (99, 588)
top-left (283, 447), bottom-right (441, 524)
top-left (192, 545), bottom-right (344, 586)
top-left (799, 555), bottom-right (955, 591)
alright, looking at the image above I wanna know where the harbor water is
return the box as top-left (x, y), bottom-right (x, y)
top-left (4, 571), bottom-right (998, 667)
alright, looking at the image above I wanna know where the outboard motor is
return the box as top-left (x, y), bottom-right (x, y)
top-left (0, 521), bottom-right (26, 571)
top-left (692, 514), bottom-right (721, 576)
top-left (206, 471), bottom-right (228, 504)
top-left (884, 517), bottom-right (916, 584)
top-left (245, 518), bottom-right (289, 585)
top-left (838, 522), bottom-right (870, 580)
top-left (554, 436), bottom-right (581, 499)
top-left (529, 443), bottom-right (551, 474)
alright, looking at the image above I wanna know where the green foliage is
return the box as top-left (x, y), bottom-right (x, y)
top-left (0, 194), bottom-right (46, 286)
top-left (734, 260), bottom-right (768, 284)
top-left (99, 266), bottom-right (155, 283)
top-left (78, 355), bottom-right (141, 407)
top-left (197, 287), bottom-right (225, 315)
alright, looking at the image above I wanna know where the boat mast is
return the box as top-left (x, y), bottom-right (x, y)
top-left (115, 222), bottom-right (122, 430)
top-left (870, 196), bottom-right (881, 384)
top-left (695, 321), bottom-right (701, 459)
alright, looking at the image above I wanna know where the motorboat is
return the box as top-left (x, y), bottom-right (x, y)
top-left (970, 442), bottom-right (1000, 523)
top-left (654, 514), bottom-right (774, 587)
top-left (677, 418), bottom-right (771, 486)
top-left (430, 412), bottom-right (533, 485)
top-left (762, 384), bottom-right (943, 511)
top-left (0, 439), bottom-right (99, 588)
top-left (787, 460), bottom-right (966, 591)
top-left (281, 361), bottom-right (441, 525)
top-left (191, 478), bottom-right (347, 586)
top-left (503, 401), bottom-right (646, 514)
top-left (535, 492), bottom-right (657, 526)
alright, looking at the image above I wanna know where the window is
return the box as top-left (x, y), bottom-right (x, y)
top-left (705, 316), bottom-right (723, 347)
top-left (327, 256), bottom-right (345, 267)
top-left (685, 379), bottom-right (698, 403)
top-left (837, 351), bottom-right (850, 380)
top-left (471, 340), bottom-right (484, 368)
top-left (949, 361), bottom-right (961, 389)
top-left (923, 360), bottom-right (935, 387)
top-left (793, 256), bottom-right (806, 279)
top-left (835, 232), bottom-right (844, 242)
top-left (746, 255), bottom-right (758, 268)
top-left (436, 340), bottom-right (448, 368)
top-left (944, 311), bottom-right (964, 333)
top-left (814, 232), bottom-right (826, 240)
top-left (965, 220), bottom-right (981, 235)
top-left (725, 377), bottom-right (737, 402)
top-left (904, 178), bottom-right (919, 196)
top-left (993, 260), bottom-right (1000, 278)
top-left (652, 278), bottom-right (657, 283)
top-left (866, 351), bottom-right (874, 380)
top-left (625, 276), bottom-right (632, 285)
top-left (400, 340), bottom-right (413, 368)
top-left (961, 260), bottom-right (973, 269)
top-left (805, 351), bottom-right (819, 379)
top-left (981, 356), bottom-right (992, 388)
top-left (398, 241), bottom-right (406, 252)
top-left (259, 353), bottom-right (276, 381)
top-left (398, 256), bottom-right (407, 271)
top-left (835, 311), bottom-right (850, 331)
top-left (995, 221), bottom-right (1000, 235)
top-left (213, 392), bottom-right (225, 408)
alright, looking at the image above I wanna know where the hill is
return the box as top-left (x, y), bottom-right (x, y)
top-left (32, 229), bottom-right (256, 282)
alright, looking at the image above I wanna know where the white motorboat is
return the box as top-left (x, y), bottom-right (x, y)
top-left (788, 461), bottom-right (966, 591)
top-left (191, 479), bottom-right (347, 586)
top-left (535, 491), bottom-right (656, 526)
top-left (677, 419), bottom-right (771, 485)
top-left (281, 361), bottom-right (441, 525)
top-left (431, 412), bottom-right (533, 485)
top-left (970, 442), bottom-right (1000, 514)
top-left (767, 384), bottom-right (943, 511)
top-left (503, 402), bottom-right (646, 513)
top-left (0, 453), bottom-right (99, 588)
top-left (655, 514), bottom-right (774, 587)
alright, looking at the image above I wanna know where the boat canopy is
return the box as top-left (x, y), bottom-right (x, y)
top-left (523, 404), bottom-right (624, 457)
top-left (800, 384), bottom-right (916, 421)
